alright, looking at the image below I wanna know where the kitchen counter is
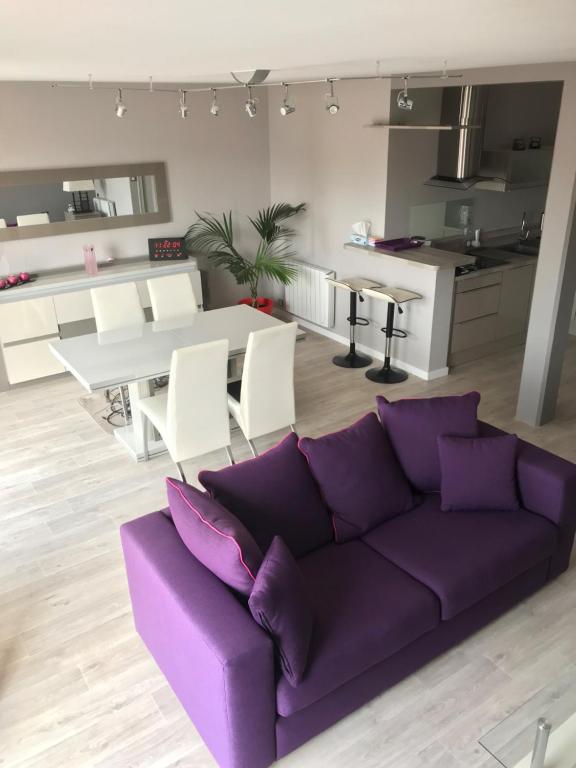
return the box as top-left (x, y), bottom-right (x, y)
top-left (455, 253), bottom-right (538, 282)
top-left (345, 242), bottom-right (472, 271)
top-left (0, 256), bottom-right (199, 304)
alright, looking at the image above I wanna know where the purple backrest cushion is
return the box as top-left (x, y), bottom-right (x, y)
top-left (376, 391), bottom-right (481, 492)
top-left (199, 433), bottom-right (333, 558)
top-left (249, 536), bottom-right (314, 687)
top-left (298, 412), bottom-right (415, 543)
top-left (166, 477), bottom-right (263, 596)
top-left (438, 434), bottom-right (520, 512)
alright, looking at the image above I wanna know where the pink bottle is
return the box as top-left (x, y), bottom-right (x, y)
top-left (83, 245), bottom-right (98, 275)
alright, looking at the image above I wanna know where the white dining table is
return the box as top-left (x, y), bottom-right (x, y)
top-left (50, 304), bottom-right (304, 460)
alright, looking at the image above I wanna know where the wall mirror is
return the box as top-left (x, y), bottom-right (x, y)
top-left (0, 162), bottom-right (170, 241)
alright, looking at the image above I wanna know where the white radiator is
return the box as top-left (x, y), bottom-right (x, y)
top-left (284, 260), bottom-right (336, 329)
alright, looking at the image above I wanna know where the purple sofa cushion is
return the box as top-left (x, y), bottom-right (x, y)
top-left (438, 434), bottom-right (520, 511)
top-left (249, 537), bottom-right (314, 687)
top-left (298, 412), bottom-right (414, 543)
top-left (199, 433), bottom-right (333, 558)
top-left (166, 478), bottom-right (263, 596)
top-left (376, 391), bottom-right (481, 493)
top-left (276, 540), bottom-right (439, 717)
top-left (362, 493), bottom-right (557, 620)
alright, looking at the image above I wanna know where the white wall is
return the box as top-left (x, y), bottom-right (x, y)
top-left (0, 83), bottom-right (271, 307)
top-left (268, 79), bottom-right (391, 341)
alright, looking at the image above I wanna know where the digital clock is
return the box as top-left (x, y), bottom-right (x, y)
top-left (148, 237), bottom-right (188, 261)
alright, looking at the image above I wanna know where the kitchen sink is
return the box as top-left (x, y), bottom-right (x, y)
top-left (496, 240), bottom-right (540, 256)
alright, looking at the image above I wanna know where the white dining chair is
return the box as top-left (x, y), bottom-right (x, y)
top-left (147, 273), bottom-right (198, 321)
top-left (227, 322), bottom-right (298, 457)
top-left (16, 212), bottom-right (50, 225)
top-left (136, 340), bottom-right (234, 480)
top-left (90, 282), bottom-right (145, 423)
top-left (0, 218), bottom-right (6, 228)
top-left (90, 283), bottom-right (145, 333)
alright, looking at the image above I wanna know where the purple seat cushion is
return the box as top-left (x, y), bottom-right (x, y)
top-left (376, 391), bottom-right (481, 493)
top-left (249, 537), bottom-right (314, 687)
top-left (298, 412), bottom-right (414, 542)
top-left (276, 540), bottom-right (439, 716)
top-left (438, 434), bottom-right (520, 511)
top-left (199, 433), bottom-right (333, 558)
top-left (362, 494), bottom-right (557, 620)
top-left (166, 478), bottom-right (263, 596)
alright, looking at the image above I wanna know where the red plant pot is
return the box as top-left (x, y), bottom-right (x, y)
top-left (238, 297), bottom-right (274, 315)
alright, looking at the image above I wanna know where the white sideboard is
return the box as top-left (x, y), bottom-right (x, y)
top-left (0, 258), bottom-right (202, 389)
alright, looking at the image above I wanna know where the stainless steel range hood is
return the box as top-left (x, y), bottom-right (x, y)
top-left (425, 85), bottom-right (488, 190)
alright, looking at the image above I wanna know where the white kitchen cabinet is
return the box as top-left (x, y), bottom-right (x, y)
top-left (3, 337), bottom-right (65, 384)
top-left (0, 296), bottom-right (59, 344)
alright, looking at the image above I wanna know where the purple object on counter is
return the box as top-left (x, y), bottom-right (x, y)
top-left (374, 237), bottom-right (425, 252)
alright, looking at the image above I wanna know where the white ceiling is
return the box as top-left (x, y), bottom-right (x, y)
top-left (1, 0), bottom-right (576, 84)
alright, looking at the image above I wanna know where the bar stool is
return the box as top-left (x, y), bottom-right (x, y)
top-left (362, 286), bottom-right (422, 383)
top-left (326, 277), bottom-right (382, 368)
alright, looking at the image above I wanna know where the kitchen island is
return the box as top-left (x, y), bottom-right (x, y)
top-left (343, 235), bottom-right (537, 377)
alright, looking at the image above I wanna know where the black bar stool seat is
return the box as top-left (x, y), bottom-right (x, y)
top-left (361, 286), bottom-right (422, 383)
top-left (326, 277), bottom-right (382, 368)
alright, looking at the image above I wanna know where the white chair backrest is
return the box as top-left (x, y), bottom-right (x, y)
top-left (166, 339), bottom-right (230, 461)
top-left (0, 218), bottom-right (6, 228)
top-left (147, 273), bottom-right (198, 321)
top-left (240, 322), bottom-right (298, 440)
top-left (16, 213), bottom-right (50, 226)
top-left (90, 283), bottom-right (145, 333)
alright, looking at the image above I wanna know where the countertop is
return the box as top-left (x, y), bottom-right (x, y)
top-left (0, 257), bottom-right (199, 304)
top-left (345, 241), bottom-right (472, 271)
top-left (454, 253), bottom-right (537, 282)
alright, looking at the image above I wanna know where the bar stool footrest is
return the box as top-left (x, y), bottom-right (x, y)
top-left (381, 327), bottom-right (408, 338)
top-left (347, 316), bottom-right (370, 327)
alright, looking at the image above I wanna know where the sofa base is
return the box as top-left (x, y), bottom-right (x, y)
top-left (276, 559), bottom-right (550, 759)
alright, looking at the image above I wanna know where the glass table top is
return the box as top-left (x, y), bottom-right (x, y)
top-left (480, 671), bottom-right (576, 768)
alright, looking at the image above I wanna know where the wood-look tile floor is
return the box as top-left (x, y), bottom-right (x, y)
top-left (1, 331), bottom-right (575, 768)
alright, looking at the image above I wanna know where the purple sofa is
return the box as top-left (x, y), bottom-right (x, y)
top-left (121, 420), bottom-right (576, 768)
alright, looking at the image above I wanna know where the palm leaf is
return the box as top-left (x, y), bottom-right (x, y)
top-left (249, 202), bottom-right (306, 243)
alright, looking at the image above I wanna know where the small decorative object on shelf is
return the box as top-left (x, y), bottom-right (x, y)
top-left (148, 237), bottom-right (188, 261)
top-left (0, 272), bottom-right (33, 290)
top-left (83, 244), bottom-right (98, 275)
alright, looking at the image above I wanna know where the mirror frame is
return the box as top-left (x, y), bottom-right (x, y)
top-left (0, 161), bottom-right (170, 242)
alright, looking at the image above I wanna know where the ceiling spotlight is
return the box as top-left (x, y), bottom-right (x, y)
top-left (210, 89), bottom-right (220, 116)
top-left (115, 88), bottom-right (127, 118)
top-left (245, 86), bottom-right (257, 118)
top-left (397, 77), bottom-right (414, 110)
top-left (179, 89), bottom-right (189, 119)
top-left (280, 83), bottom-right (295, 117)
top-left (325, 80), bottom-right (340, 115)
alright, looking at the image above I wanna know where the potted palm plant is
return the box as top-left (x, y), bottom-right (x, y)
top-left (185, 202), bottom-right (306, 314)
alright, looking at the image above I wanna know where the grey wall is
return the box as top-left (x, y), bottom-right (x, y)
top-left (0, 83), bottom-right (271, 307)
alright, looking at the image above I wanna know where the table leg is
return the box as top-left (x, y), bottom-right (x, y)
top-left (530, 718), bottom-right (551, 768)
top-left (114, 380), bottom-right (166, 461)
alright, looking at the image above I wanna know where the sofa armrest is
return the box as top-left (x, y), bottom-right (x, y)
top-left (479, 421), bottom-right (576, 576)
top-left (121, 512), bottom-right (276, 768)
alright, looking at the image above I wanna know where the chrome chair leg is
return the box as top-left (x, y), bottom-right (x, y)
top-left (225, 445), bottom-right (235, 465)
top-left (141, 412), bottom-right (149, 462)
top-left (119, 386), bottom-right (130, 425)
top-left (248, 439), bottom-right (258, 458)
top-left (176, 462), bottom-right (187, 483)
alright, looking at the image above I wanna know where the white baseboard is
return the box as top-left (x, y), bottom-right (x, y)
top-left (278, 311), bottom-right (450, 382)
